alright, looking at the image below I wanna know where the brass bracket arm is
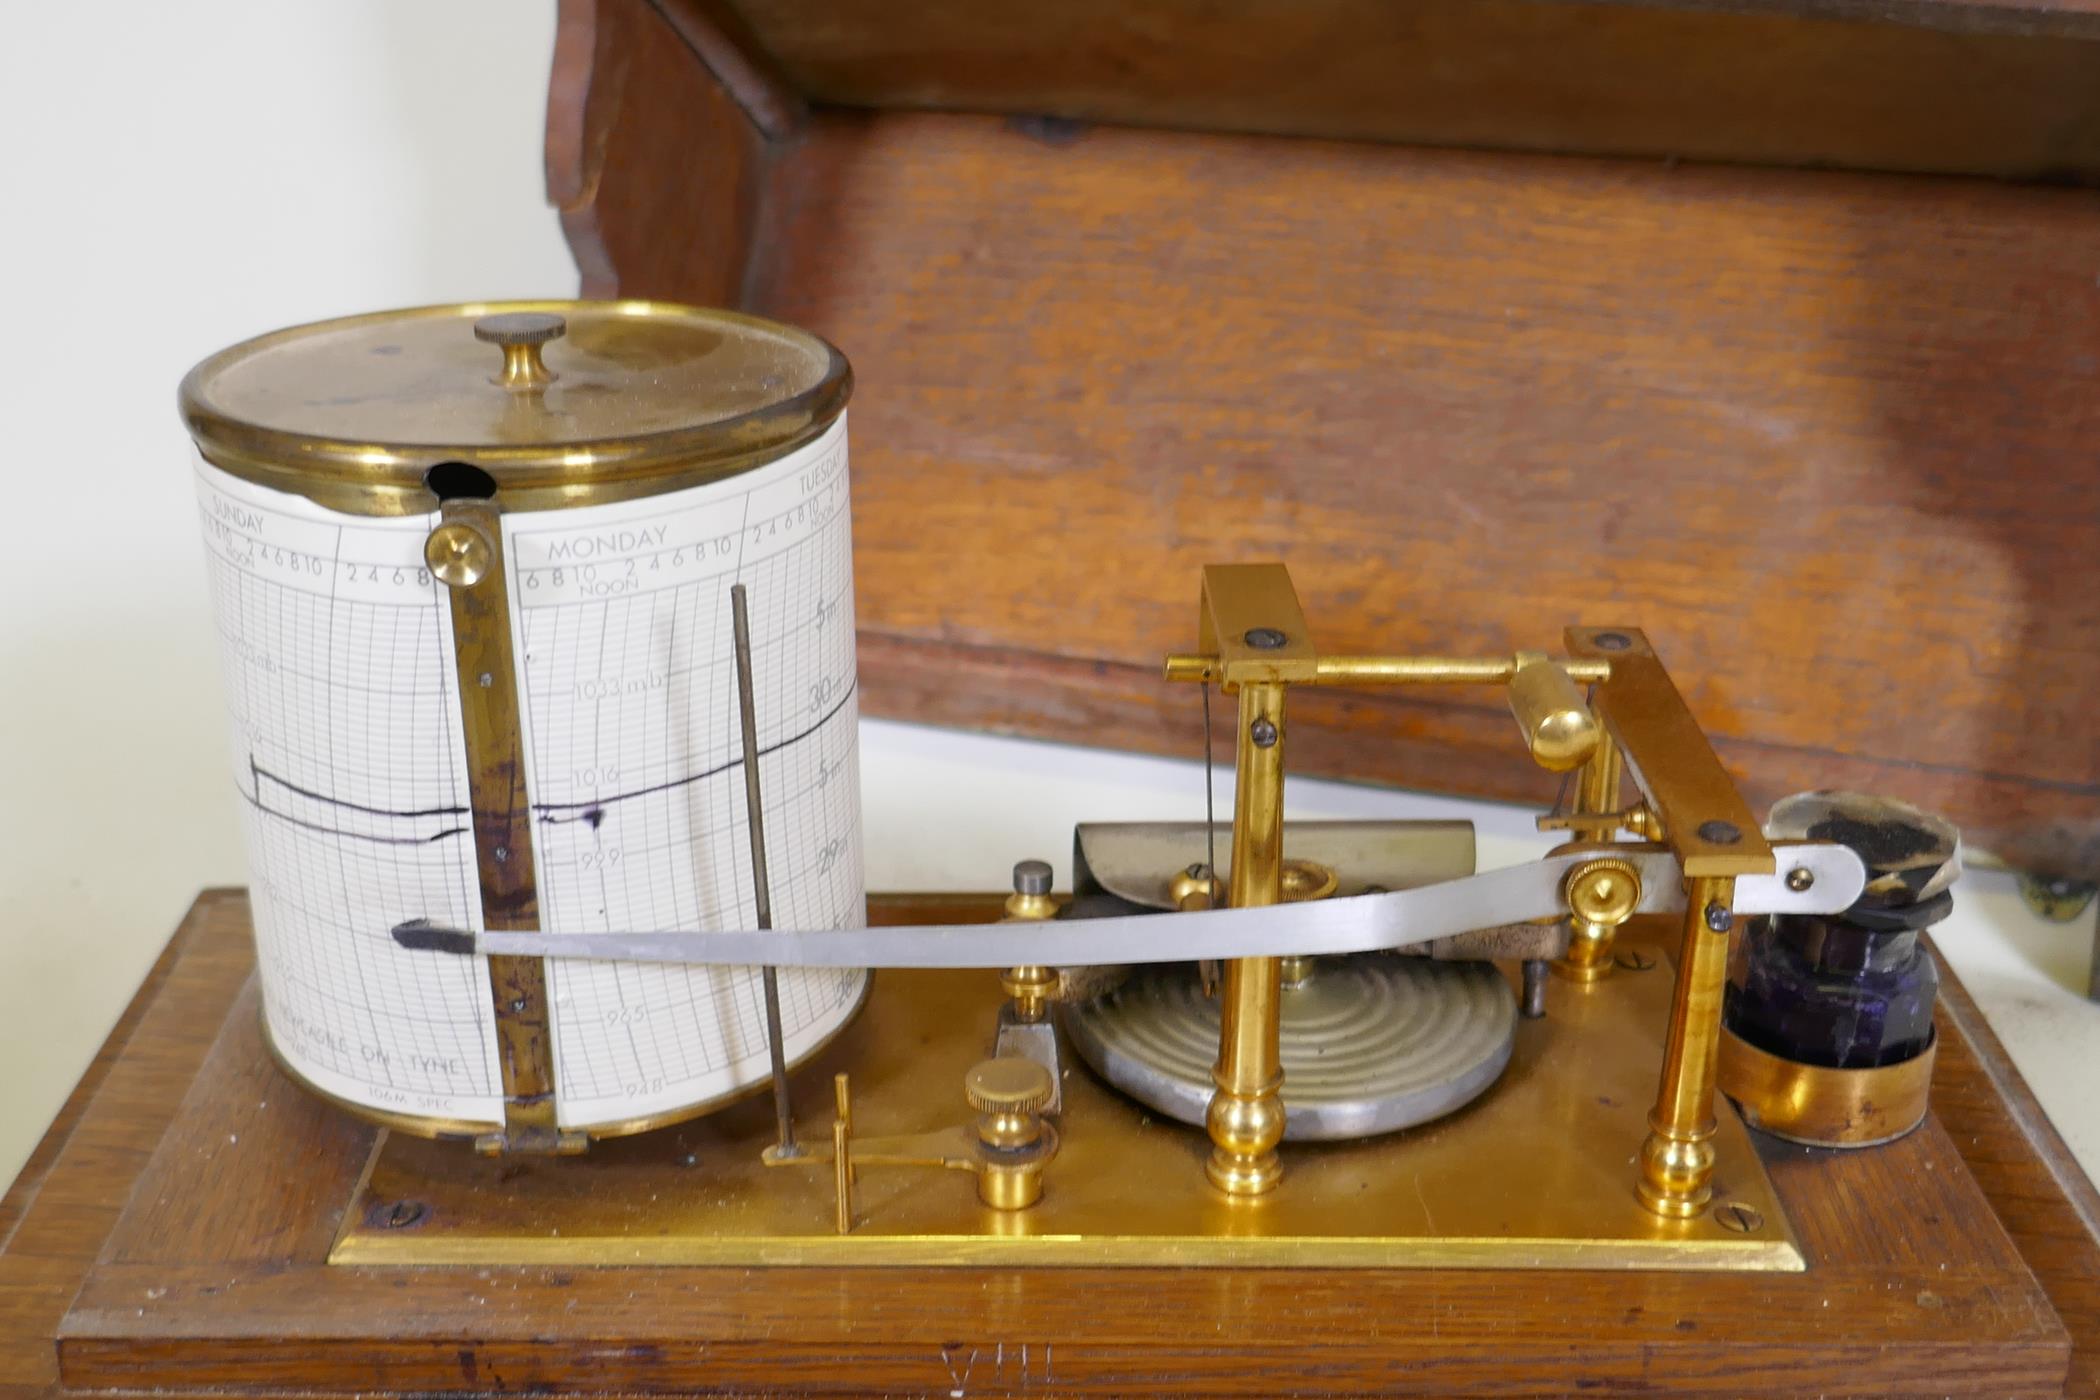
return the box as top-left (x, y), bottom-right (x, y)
top-left (1161, 565), bottom-right (1611, 774)
top-left (1162, 651), bottom-right (1612, 690)
top-left (1563, 628), bottom-right (1774, 880)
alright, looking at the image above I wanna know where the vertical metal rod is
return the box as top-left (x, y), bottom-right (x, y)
top-left (1198, 683), bottom-right (1222, 997)
top-left (732, 582), bottom-right (798, 1161)
top-left (832, 1073), bottom-right (854, 1234)
top-left (1202, 681), bottom-right (1218, 897)
top-left (1520, 959), bottom-right (1549, 1019)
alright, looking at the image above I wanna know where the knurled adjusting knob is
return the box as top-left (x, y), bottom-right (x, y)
top-left (964, 1056), bottom-right (1058, 1209)
top-left (473, 311), bottom-right (564, 391)
top-left (1565, 857), bottom-right (1642, 927)
top-left (965, 1056), bottom-right (1054, 1118)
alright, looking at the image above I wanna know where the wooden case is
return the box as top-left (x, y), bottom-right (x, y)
top-left (547, 0), bottom-right (2100, 879)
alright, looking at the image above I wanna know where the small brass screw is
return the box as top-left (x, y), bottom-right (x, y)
top-left (1786, 867), bottom-right (1814, 892)
top-left (1249, 718), bottom-right (1279, 748)
top-left (1713, 1202), bottom-right (1763, 1233)
top-left (424, 521), bottom-right (491, 587)
top-left (1613, 948), bottom-right (1656, 971)
top-left (1704, 902), bottom-right (1733, 933)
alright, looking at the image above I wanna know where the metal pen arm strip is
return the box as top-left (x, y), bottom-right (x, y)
top-left (392, 841), bottom-right (1860, 968)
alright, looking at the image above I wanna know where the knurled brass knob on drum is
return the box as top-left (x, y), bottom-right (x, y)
top-left (473, 311), bottom-right (564, 391)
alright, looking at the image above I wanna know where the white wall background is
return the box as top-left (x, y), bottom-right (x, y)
top-left (3, 2), bottom-right (2095, 1201)
top-left (0, 3), bottom-right (576, 1192)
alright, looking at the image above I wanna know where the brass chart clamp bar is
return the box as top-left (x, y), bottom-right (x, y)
top-left (428, 451), bottom-right (583, 1154)
top-left (1163, 565), bottom-right (1773, 1216)
top-left (430, 499), bottom-right (581, 1156)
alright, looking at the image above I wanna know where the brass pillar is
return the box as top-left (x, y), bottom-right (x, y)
top-left (1636, 874), bottom-right (1735, 1217)
top-left (1206, 682), bottom-right (1287, 1198)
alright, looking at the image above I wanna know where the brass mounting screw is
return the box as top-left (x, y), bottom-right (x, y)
top-left (1713, 1201), bottom-right (1764, 1233)
top-left (380, 1200), bottom-right (426, 1229)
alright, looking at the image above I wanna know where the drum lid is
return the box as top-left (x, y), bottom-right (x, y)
top-left (180, 300), bottom-right (850, 514)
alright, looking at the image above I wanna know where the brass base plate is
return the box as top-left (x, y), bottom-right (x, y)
top-left (335, 949), bottom-right (1800, 1271)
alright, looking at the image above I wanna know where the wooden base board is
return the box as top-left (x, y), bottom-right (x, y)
top-left (0, 892), bottom-right (2089, 1394)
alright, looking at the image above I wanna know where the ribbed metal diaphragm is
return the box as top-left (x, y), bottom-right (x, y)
top-left (1064, 955), bottom-right (1516, 1141)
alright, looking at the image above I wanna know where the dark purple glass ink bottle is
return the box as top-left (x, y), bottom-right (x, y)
top-left (1725, 793), bottom-right (1960, 1071)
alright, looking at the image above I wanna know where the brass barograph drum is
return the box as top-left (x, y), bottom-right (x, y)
top-left (180, 301), bottom-right (867, 1149)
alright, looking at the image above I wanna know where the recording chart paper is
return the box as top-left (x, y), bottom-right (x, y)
top-left (510, 419), bottom-right (865, 1128)
top-left (195, 415), bottom-right (866, 1132)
